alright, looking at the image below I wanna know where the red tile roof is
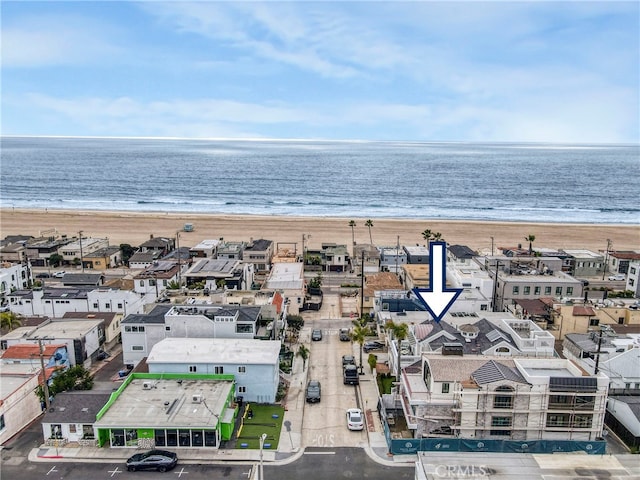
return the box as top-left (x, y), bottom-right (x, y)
top-left (1, 343), bottom-right (66, 359)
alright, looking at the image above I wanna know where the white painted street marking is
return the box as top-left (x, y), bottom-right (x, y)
top-left (303, 451), bottom-right (336, 455)
top-left (242, 469), bottom-right (252, 478)
top-left (46, 466), bottom-right (58, 475)
top-left (107, 466), bottom-right (122, 477)
top-left (175, 467), bottom-right (189, 477)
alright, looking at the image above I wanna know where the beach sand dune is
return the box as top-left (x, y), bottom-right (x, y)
top-left (1, 208), bottom-right (637, 254)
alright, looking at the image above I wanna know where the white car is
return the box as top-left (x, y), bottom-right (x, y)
top-left (53, 271), bottom-right (66, 278)
top-left (608, 274), bottom-right (625, 281)
top-left (346, 408), bottom-right (364, 431)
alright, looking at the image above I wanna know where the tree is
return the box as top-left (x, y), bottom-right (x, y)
top-left (0, 311), bottom-right (22, 332)
top-left (286, 314), bottom-right (304, 343)
top-left (48, 253), bottom-right (63, 268)
top-left (422, 229), bottom-right (444, 244)
top-left (308, 272), bottom-right (323, 289)
top-left (119, 243), bottom-right (136, 264)
top-left (525, 234), bottom-right (536, 255)
top-left (349, 220), bottom-right (356, 245)
top-left (351, 317), bottom-right (368, 373)
top-left (365, 219), bottom-right (374, 244)
top-left (297, 345), bottom-right (309, 370)
top-left (35, 364), bottom-right (94, 404)
top-left (367, 353), bottom-right (378, 373)
top-left (385, 320), bottom-right (409, 385)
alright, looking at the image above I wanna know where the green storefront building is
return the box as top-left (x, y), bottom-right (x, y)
top-left (94, 373), bottom-right (238, 449)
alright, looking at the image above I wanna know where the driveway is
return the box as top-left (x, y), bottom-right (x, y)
top-left (301, 299), bottom-right (367, 449)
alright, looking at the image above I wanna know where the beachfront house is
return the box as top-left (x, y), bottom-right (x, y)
top-left (190, 239), bottom-right (221, 258)
top-left (146, 337), bottom-right (281, 403)
top-left (59, 237), bottom-right (109, 265)
top-left (243, 238), bottom-right (275, 273)
top-left (183, 258), bottom-right (252, 291)
top-left (82, 246), bottom-right (122, 269)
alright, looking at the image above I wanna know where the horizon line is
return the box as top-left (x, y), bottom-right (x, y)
top-left (1, 134), bottom-right (638, 147)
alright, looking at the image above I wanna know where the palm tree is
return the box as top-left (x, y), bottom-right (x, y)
top-left (297, 345), bottom-right (309, 370)
top-left (525, 234), bottom-right (536, 255)
top-left (348, 220), bottom-right (356, 246)
top-left (0, 311), bottom-right (22, 332)
top-left (385, 320), bottom-right (409, 385)
top-left (422, 229), bottom-right (444, 244)
top-left (351, 317), bottom-right (368, 374)
top-left (365, 219), bottom-right (374, 244)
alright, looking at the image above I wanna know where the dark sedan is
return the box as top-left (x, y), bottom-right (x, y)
top-left (126, 449), bottom-right (178, 472)
top-left (363, 340), bottom-right (385, 353)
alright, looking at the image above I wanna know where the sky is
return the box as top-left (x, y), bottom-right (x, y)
top-left (2, 1), bottom-right (639, 143)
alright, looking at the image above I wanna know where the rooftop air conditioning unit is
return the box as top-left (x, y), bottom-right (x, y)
top-left (142, 381), bottom-right (153, 390)
top-left (192, 394), bottom-right (202, 404)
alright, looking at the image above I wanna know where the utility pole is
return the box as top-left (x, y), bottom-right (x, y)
top-left (78, 230), bottom-right (84, 273)
top-left (492, 260), bottom-right (502, 312)
top-left (601, 239), bottom-right (612, 280)
top-left (176, 231), bottom-right (182, 290)
top-left (490, 236), bottom-right (495, 257)
top-left (395, 235), bottom-right (399, 275)
top-left (360, 250), bottom-right (365, 318)
top-left (28, 336), bottom-right (55, 410)
top-left (594, 327), bottom-right (604, 374)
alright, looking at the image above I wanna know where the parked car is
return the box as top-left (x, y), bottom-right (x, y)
top-left (608, 274), bottom-right (626, 281)
top-left (126, 449), bottom-right (178, 472)
top-left (339, 328), bottom-right (351, 341)
top-left (363, 340), bottom-right (385, 353)
top-left (305, 380), bottom-right (321, 403)
top-left (346, 408), bottom-right (364, 431)
top-left (53, 271), bottom-right (66, 278)
top-left (342, 355), bottom-right (356, 367)
top-left (35, 272), bottom-right (51, 278)
top-left (311, 329), bottom-right (323, 341)
top-left (97, 349), bottom-right (110, 360)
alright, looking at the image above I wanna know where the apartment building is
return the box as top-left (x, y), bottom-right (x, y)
top-left (400, 355), bottom-right (608, 441)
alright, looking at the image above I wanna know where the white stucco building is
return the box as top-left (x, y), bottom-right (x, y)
top-left (146, 338), bottom-right (281, 403)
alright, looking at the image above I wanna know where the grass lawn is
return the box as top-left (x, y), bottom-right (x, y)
top-left (236, 404), bottom-right (284, 450)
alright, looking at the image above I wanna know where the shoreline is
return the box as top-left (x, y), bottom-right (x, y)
top-left (1, 207), bottom-right (638, 253)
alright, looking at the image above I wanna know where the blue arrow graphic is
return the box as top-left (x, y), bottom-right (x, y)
top-left (413, 241), bottom-right (462, 323)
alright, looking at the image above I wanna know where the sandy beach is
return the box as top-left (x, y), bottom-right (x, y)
top-left (1, 208), bottom-right (637, 254)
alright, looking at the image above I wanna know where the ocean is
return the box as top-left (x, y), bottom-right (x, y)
top-left (1, 136), bottom-right (638, 224)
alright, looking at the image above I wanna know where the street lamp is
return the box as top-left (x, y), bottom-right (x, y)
top-left (259, 433), bottom-right (267, 480)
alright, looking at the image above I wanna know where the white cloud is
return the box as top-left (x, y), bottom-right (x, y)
top-left (2, 14), bottom-right (123, 68)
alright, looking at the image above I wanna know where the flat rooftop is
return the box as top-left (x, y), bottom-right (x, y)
top-left (147, 338), bottom-right (281, 365)
top-left (94, 377), bottom-right (233, 428)
top-left (521, 367), bottom-right (574, 377)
